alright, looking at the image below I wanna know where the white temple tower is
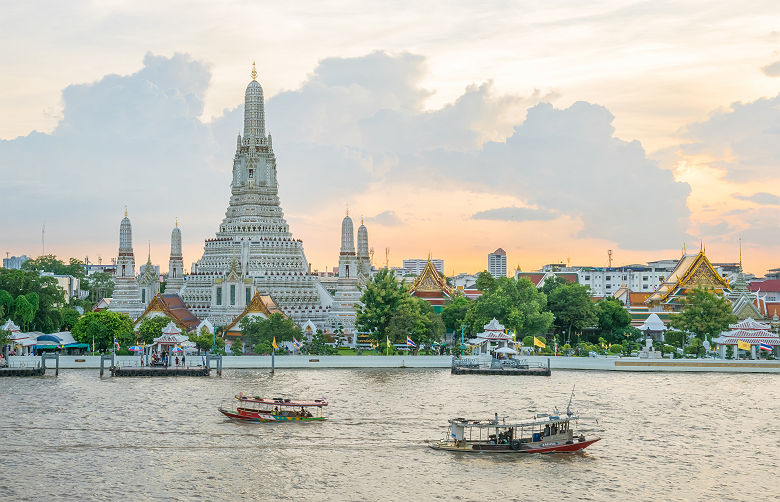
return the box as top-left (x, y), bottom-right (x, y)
top-left (110, 210), bottom-right (144, 319)
top-left (357, 218), bottom-right (370, 278)
top-left (166, 221), bottom-right (185, 293)
top-left (137, 249), bottom-right (160, 306)
top-left (338, 211), bottom-right (358, 279)
top-left (181, 64), bottom-right (333, 326)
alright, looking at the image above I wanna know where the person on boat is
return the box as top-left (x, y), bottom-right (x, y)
top-left (273, 406), bottom-right (279, 415)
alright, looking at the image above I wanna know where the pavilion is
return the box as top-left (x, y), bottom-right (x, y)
top-left (469, 318), bottom-right (517, 358)
top-left (712, 318), bottom-right (780, 359)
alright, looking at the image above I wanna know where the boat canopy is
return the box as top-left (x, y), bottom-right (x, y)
top-left (448, 415), bottom-right (576, 429)
top-left (235, 394), bottom-right (328, 407)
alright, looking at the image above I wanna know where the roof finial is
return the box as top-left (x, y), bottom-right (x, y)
top-left (346, 203), bottom-right (349, 217)
top-left (739, 237), bottom-right (742, 267)
top-left (251, 61), bottom-right (257, 81)
top-left (124, 205), bottom-right (127, 217)
top-left (175, 217), bottom-right (178, 228)
top-left (361, 216), bottom-right (364, 226)
top-left (148, 240), bottom-right (151, 262)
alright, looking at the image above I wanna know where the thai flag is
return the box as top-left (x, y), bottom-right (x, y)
top-left (113, 338), bottom-right (120, 350)
top-left (293, 337), bottom-right (301, 349)
top-left (406, 336), bottom-right (416, 348)
top-left (759, 342), bottom-right (772, 352)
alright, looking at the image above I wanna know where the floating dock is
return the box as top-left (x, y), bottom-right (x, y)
top-left (0, 367), bottom-right (45, 377)
top-left (109, 366), bottom-right (210, 377)
top-left (451, 357), bottom-right (551, 376)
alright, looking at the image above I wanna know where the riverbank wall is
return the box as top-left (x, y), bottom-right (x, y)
top-left (6, 355), bottom-right (780, 373)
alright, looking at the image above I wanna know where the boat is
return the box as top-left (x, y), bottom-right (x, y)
top-left (428, 390), bottom-right (600, 453)
top-left (218, 393), bottom-right (328, 422)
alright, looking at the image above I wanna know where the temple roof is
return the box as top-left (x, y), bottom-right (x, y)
top-left (729, 317), bottom-right (770, 330)
top-left (223, 292), bottom-right (285, 334)
top-left (639, 313), bottom-right (667, 331)
top-left (135, 293), bottom-right (201, 332)
top-left (409, 258), bottom-right (453, 296)
top-left (646, 250), bottom-right (729, 304)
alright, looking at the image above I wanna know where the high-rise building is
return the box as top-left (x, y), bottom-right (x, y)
top-left (403, 259), bottom-right (444, 276)
top-left (2, 255), bottom-right (29, 269)
top-left (488, 248), bottom-right (507, 278)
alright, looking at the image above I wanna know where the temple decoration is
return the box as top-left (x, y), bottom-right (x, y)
top-left (645, 248), bottom-right (730, 311)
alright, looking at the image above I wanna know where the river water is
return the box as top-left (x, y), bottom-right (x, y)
top-left (1, 369), bottom-right (778, 501)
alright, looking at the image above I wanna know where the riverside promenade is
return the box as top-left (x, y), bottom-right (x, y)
top-left (6, 355), bottom-right (780, 373)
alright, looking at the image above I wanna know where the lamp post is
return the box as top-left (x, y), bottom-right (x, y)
top-left (460, 324), bottom-right (467, 358)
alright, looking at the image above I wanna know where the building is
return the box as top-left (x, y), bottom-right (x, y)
top-left (40, 272), bottom-right (82, 302)
top-left (221, 292), bottom-right (286, 349)
top-left (488, 248), bottom-right (507, 278)
top-left (166, 222), bottom-right (185, 293)
top-left (134, 293), bottom-right (201, 334)
top-left (408, 257), bottom-right (453, 313)
top-left (84, 263), bottom-right (117, 276)
top-left (403, 258), bottom-right (444, 276)
top-left (2, 255), bottom-right (29, 269)
top-left (645, 248), bottom-right (730, 312)
top-left (137, 253), bottom-right (160, 306)
top-left (109, 211), bottom-right (144, 319)
top-left (180, 65), bottom-right (334, 328)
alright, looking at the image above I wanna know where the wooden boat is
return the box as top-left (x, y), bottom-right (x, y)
top-left (218, 393), bottom-right (328, 422)
top-left (429, 390), bottom-right (600, 454)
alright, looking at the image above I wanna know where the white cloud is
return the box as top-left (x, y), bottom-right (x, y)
top-left (472, 207), bottom-right (557, 222)
top-left (366, 210), bottom-right (402, 226)
top-left (761, 60), bottom-right (780, 77)
top-left (733, 192), bottom-right (780, 205)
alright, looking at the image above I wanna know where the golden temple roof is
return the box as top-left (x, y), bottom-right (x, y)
top-left (646, 249), bottom-right (729, 304)
top-left (409, 258), bottom-right (453, 296)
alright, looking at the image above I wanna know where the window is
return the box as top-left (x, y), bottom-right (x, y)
top-left (141, 289), bottom-right (146, 303)
top-left (584, 275), bottom-right (590, 280)
top-left (230, 285), bottom-right (236, 305)
top-left (643, 276), bottom-right (648, 281)
top-left (605, 276), bottom-right (611, 280)
top-left (246, 287), bottom-right (251, 304)
top-left (216, 288), bottom-right (222, 306)
top-left (643, 285), bottom-right (648, 289)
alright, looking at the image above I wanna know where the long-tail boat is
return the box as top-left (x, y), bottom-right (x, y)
top-left (218, 393), bottom-right (328, 422)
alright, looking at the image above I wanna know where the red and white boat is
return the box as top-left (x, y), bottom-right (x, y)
top-left (218, 393), bottom-right (328, 422)
top-left (429, 391), bottom-right (600, 454)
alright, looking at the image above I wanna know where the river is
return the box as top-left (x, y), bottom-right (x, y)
top-left (1, 369), bottom-right (778, 501)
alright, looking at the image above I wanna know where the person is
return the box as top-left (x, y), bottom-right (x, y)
top-left (182, 354), bottom-right (186, 367)
top-left (175, 356), bottom-right (180, 367)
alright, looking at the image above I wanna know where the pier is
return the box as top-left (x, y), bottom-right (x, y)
top-left (110, 366), bottom-right (210, 377)
top-left (451, 357), bottom-right (551, 376)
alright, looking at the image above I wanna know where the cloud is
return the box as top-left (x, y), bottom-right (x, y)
top-left (366, 210), bottom-right (402, 226)
top-left (678, 93), bottom-right (780, 181)
top-left (762, 61), bottom-right (780, 77)
top-left (733, 192), bottom-right (780, 205)
top-left (472, 206), bottom-right (557, 222)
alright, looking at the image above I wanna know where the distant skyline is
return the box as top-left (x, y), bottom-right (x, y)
top-left (1, 1), bottom-right (779, 276)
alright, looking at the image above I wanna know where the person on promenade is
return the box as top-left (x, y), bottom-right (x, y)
top-left (175, 356), bottom-right (180, 367)
top-left (182, 354), bottom-right (186, 367)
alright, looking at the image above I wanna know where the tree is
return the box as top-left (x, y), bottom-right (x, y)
top-left (594, 297), bottom-right (632, 342)
top-left (540, 275), bottom-right (572, 298)
top-left (81, 272), bottom-right (114, 302)
top-left (356, 268), bottom-right (409, 344)
top-left (464, 277), bottom-right (554, 337)
top-left (60, 308), bottom-right (81, 330)
top-left (546, 282), bottom-right (597, 343)
top-left (190, 326), bottom-right (224, 354)
top-left (13, 295), bottom-right (35, 331)
top-left (387, 297), bottom-right (444, 353)
top-left (71, 310), bottom-right (135, 351)
top-left (0, 329), bottom-right (9, 348)
top-left (306, 331), bottom-right (336, 355)
top-left (137, 316), bottom-right (170, 344)
top-left (665, 330), bottom-right (687, 349)
top-left (684, 337), bottom-right (705, 357)
top-left (0, 290), bottom-right (13, 319)
top-left (22, 255), bottom-right (85, 278)
top-left (0, 269), bottom-right (66, 332)
top-left (239, 313), bottom-right (302, 354)
top-left (475, 271), bottom-right (495, 293)
top-left (670, 287), bottom-right (738, 341)
top-left (441, 296), bottom-right (471, 333)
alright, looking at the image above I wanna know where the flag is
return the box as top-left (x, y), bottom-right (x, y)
top-left (554, 340), bottom-right (558, 356)
top-left (272, 337), bottom-right (278, 349)
top-left (406, 336), bottom-right (417, 348)
top-left (387, 335), bottom-right (391, 348)
top-left (533, 337), bottom-right (546, 348)
top-left (737, 340), bottom-right (751, 351)
top-left (114, 338), bottom-right (120, 350)
top-left (293, 337), bottom-right (301, 349)
top-left (759, 342), bottom-right (772, 352)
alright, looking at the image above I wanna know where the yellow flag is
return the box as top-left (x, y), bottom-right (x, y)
top-left (387, 336), bottom-right (392, 348)
top-left (533, 337), bottom-right (546, 348)
top-left (272, 337), bottom-right (278, 349)
top-left (737, 340), bottom-right (750, 351)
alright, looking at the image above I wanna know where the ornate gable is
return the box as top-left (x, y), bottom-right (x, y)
top-left (225, 256), bottom-right (243, 282)
top-left (223, 292), bottom-right (285, 334)
top-left (409, 258), bottom-right (453, 296)
top-left (647, 250), bottom-right (729, 305)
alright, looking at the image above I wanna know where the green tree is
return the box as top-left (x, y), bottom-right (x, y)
top-left (684, 337), bottom-right (705, 357)
top-left (464, 277), bottom-right (554, 337)
top-left (475, 271), bottom-right (495, 293)
top-left (71, 310), bottom-right (135, 351)
top-left (441, 296), bottom-right (472, 333)
top-left (0, 269), bottom-right (66, 332)
top-left (540, 275), bottom-right (572, 298)
top-left (0, 329), bottom-right (9, 348)
top-left (594, 297), bottom-right (632, 342)
top-left (387, 297), bottom-right (445, 353)
top-left (81, 272), bottom-right (114, 302)
top-left (60, 308), bottom-right (81, 330)
top-left (189, 326), bottom-right (225, 354)
top-left (665, 330), bottom-right (687, 349)
top-left (22, 255), bottom-right (85, 278)
top-left (239, 313), bottom-right (302, 354)
top-left (546, 282), bottom-right (597, 343)
top-left (137, 316), bottom-right (171, 344)
top-left (13, 295), bottom-right (35, 331)
top-left (0, 290), bottom-right (14, 319)
top-left (306, 331), bottom-right (336, 355)
top-left (670, 287), bottom-right (738, 341)
top-left (356, 268), bottom-right (409, 344)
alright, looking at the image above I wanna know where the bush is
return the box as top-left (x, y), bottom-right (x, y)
top-left (608, 344), bottom-right (623, 354)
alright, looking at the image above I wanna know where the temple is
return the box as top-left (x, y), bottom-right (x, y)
top-left (409, 256), bottom-right (453, 313)
top-left (645, 247), bottom-right (730, 312)
top-left (109, 211), bottom-right (144, 319)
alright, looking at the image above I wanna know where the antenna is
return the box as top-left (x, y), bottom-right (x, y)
top-left (370, 247), bottom-right (375, 266)
top-left (566, 384), bottom-right (576, 417)
top-left (41, 223), bottom-right (46, 256)
top-left (385, 247), bottom-right (390, 269)
top-left (607, 249), bottom-right (613, 268)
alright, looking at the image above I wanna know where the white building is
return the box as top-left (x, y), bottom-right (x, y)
top-left (2, 255), bottom-right (29, 269)
top-left (403, 258), bottom-right (444, 276)
top-left (488, 248), bottom-right (507, 278)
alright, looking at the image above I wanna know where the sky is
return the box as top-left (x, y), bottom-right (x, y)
top-left (1, 0), bottom-right (779, 277)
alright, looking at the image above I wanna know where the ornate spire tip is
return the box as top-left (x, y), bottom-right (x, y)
top-left (251, 61), bottom-right (257, 81)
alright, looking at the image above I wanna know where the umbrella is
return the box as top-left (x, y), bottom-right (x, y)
top-left (170, 347), bottom-right (183, 353)
top-left (129, 346), bottom-right (143, 352)
top-left (494, 346), bottom-right (518, 354)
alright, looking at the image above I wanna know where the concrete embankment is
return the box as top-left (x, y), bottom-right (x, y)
top-left (5, 355), bottom-right (780, 373)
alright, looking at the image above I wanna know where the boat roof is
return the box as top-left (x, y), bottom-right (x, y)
top-left (235, 394), bottom-right (328, 407)
top-left (449, 414), bottom-right (575, 428)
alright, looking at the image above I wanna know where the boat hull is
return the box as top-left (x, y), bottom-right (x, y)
top-left (218, 408), bottom-right (326, 422)
top-left (429, 436), bottom-right (600, 453)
